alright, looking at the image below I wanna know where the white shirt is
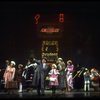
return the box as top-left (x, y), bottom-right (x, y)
top-left (43, 63), bottom-right (46, 69)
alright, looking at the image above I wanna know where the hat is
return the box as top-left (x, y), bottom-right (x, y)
top-left (18, 64), bottom-right (23, 67)
top-left (11, 61), bottom-right (16, 66)
top-left (67, 60), bottom-right (72, 64)
top-left (85, 68), bottom-right (88, 71)
top-left (52, 64), bottom-right (57, 69)
top-left (58, 58), bottom-right (63, 61)
top-left (91, 68), bottom-right (96, 72)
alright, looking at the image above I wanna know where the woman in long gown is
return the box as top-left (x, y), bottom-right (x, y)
top-left (3, 61), bottom-right (16, 94)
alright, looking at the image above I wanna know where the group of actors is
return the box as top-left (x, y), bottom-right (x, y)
top-left (0, 57), bottom-right (100, 96)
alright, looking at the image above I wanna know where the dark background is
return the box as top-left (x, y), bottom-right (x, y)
top-left (0, 1), bottom-right (100, 70)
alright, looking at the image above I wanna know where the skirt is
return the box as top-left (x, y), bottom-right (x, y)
top-left (6, 81), bottom-right (18, 89)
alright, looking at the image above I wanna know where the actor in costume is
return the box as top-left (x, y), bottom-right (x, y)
top-left (90, 68), bottom-right (100, 91)
top-left (57, 57), bottom-right (66, 94)
top-left (48, 64), bottom-right (60, 96)
top-left (3, 61), bottom-right (16, 94)
top-left (16, 64), bottom-right (24, 93)
top-left (32, 57), bottom-right (48, 96)
top-left (83, 68), bottom-right (90, 91)
top-left (65, 60), bottom-right (74, 91)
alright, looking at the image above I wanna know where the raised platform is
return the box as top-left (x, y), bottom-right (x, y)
top-left (0, 89), bottom-right (100, 98)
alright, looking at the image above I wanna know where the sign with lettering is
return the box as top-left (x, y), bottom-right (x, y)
top-left (41, 41), bottom-right (59, 63)
top-left (37, 23), bottom-right (63, 38)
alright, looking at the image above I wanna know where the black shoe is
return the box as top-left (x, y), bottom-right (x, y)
top-left (37, 92), bottom-right (41, 96)
top-left (52, 93), bottom-right (55, 96)
top-left (41, 93), bottom-right (45, 96)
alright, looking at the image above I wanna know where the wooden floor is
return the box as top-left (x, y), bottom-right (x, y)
top-left (0, 89), bottom-right (100, 98)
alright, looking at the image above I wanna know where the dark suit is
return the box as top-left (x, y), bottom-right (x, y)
top-left (32, 60), bottom-right (48, 95)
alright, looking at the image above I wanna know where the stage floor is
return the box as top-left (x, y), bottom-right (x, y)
top-left (0, 89), bottom-right (100, 98)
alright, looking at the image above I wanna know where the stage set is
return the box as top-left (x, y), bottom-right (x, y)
top-left (0, 89), bottom-right (100, 98)
top-left (0, 1), bottom-right (100, 99)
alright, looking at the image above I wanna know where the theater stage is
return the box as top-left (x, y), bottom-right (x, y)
top-left (0, 89), bottom-right (100, 98)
